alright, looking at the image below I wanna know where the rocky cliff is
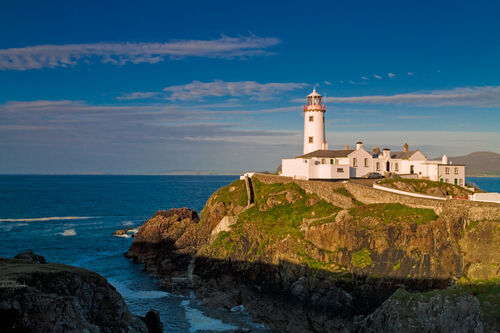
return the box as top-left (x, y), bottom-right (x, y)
top-left (127, 176), bottom-right (500, 332)
top-left (0, 251), bottom-right (161, 333)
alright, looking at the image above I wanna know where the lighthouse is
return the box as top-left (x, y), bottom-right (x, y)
top-left (303, 88), bottom-right (328, 154)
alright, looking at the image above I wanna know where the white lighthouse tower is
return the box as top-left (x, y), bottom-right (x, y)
top-left (303, 88), bottom-right (328, 154)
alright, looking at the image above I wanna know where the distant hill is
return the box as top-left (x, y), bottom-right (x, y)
top-left (447, 151), bottom-right (500, 177)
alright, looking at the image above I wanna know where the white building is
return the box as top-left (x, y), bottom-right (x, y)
top-left (281, 90), bottom-right (466, 186)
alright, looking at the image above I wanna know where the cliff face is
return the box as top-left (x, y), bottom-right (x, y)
top-left (127, 176), bottom-right (500, 332)
top-left (0, 251), bottom-right (157, 333)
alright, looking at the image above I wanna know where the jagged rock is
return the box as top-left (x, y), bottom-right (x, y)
top-left (141, 309), bottom-right (163, 333)
top-left (355, 288), bottom-right (488, 333)
top-left (126, 176), bottom-right (500, 333)
top-left (0, 253), bottom-right (157, 332)
top-left (14, 250), bottom-right (46, 264)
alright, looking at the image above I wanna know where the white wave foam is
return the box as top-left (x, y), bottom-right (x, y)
top-left (114, 233), bottom-right (131, 238)
top-left (0, 216), bottom-right (97, 222)
top-left (61, 229), bottom-right (76, 236)
top-left (122, 220), bottom-right (134, 226)
top-left (109, 280), bottom-right (171, 299)
top-left (127, 228), bottom-right (139, 234)
top-left (181, 298), bottom-right (238, 333)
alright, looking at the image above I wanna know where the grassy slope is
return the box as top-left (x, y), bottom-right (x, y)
top-left (379, 177), bottom-right (473, 196)
top-left (205, 179), bottom-right (438, 274)
top-left (200, 179), bottom-right (499, 324)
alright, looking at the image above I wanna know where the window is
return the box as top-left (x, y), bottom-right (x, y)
top-left (364, 158), bottom-right (369, 167)
top-left (454, 167), bottom-right (458, 175)
top-left (321, 159), bottom-right (325, 164)
top-left (395, 163), bottom-right (399, 172)
top-left (459, 179), bottom-right (463, 186)
top-left (445, 167), bottom-right (449, 174)
top-left (353, 158), bottom-right (358, 167)
top-left (309, 116), bottom-right (314, 122)
top-left (337, 168), bottom-right (344, 172)
top-left (376, 162), bottom-right (380, 171)
top-left (308, 136), bottom-right (313, 143)
top-left (330, 159), bottom-right (333, 165)
top-left (440, 178), bottom-right (443, 182)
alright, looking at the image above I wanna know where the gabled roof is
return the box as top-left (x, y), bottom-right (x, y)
top-left (390, 150), bottom-right (423, 159)
top-left (297, 149), bottom-right (355, 158)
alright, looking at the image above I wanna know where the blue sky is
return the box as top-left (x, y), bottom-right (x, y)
top-left (1, 0), bottom-right (499, 174)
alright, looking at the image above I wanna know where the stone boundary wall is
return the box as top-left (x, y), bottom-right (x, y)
top-left (253, 174), bottom-right (354, 209)
top-left (372, 184), bottom-right (446, 201)
top-left (252, 174), bottom-right (500, 221)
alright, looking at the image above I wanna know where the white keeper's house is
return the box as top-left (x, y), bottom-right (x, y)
top-left (280, 89), bottom-right (466, 186)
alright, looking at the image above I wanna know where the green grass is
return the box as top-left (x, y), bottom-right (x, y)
top-left (380, 177), bottom-right (472, 196)
top-left (333, 187), bottom-right (364, 206)
top-left (334, 187), bottom-right (353, 198)
top-left (212, 179), bottom-right (248, 207)
top-left (457, 278), bottom-right (500, 319)
top-left (351, 248), bottom-right (373, 269)
top-left (211, 231), bottom-right (235, 255)
top-left (466, 220), bottom-right (482, 231)
top-left (392, 278), bottom-right (500, 326)
top-left (349, 203), bottom-right (438, 225)
top-left (210, 178), bottom-right (342, 263)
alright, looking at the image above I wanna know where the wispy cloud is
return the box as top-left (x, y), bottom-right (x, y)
top-left (119, 80), bottom-right (307, 101)
top-left (361, 76), bottom-right (369, 80)
top-left (373, 74), bottom-right (382, 79)
top-left (324, 81), bottom-right (333, 86)
top-left (323, 85), bottom-right (500, 107)
top-left (0, 35), bottom-right (280, 70)
top-left (408, 72), bottom-right (414, 76)
top-left (387, 72), bottom-right (396, 78)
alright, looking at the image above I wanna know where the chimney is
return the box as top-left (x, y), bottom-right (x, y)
top-left (403, 142), bottom-right (409, 152)
top-left (383, 148), bottom-right (390, 158)
top-left (372, 145), bottom-right (380, 154)
top-left (442, 155), bottom-right (448, 164)
top-left (344, 144), bottom-right (349, 150)
top-left (356, 140), bottom-right (363, 150)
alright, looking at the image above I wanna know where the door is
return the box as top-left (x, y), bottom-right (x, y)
top-left (410, 165), bottom-right (414, 174)
top-left (386, 161), bottom-right (390, 172)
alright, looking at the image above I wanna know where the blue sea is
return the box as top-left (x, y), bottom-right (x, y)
top-left (0, 175), bottom-right (268, 333)
top-left (0, 176), bottom-right (499, 332)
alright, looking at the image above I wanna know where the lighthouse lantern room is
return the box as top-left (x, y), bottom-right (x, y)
top-left (303, 88), bottom-right (327, 154)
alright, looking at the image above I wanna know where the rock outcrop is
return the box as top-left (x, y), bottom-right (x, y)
top-left (127, 176), bottom-right (500, 332)
top-left (0, 252), bottom-right (160, 333)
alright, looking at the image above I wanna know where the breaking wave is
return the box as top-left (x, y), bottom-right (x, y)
top-left (0, 216), bottom-right (97, 222)
top-left (181, 298), bottom-right (238, 333)
top-left (109, 280), bottom-right (171, 299)
top-left (61, 229), bottom-right (76, 236)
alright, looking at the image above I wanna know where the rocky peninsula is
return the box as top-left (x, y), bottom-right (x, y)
top-left (0, 250), bottom-right (162, 333)
top-left (126, 174), bottom-right (500, 332)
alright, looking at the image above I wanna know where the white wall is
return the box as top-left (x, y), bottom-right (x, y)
top-left (438, 164), bottom-right (465, 186)
top-left (303, 110), bottom-right (325, 154)
top-left (282, 158), bottom-right (309, 179)
top-left (349, 149), bottom-right (373, 178)
top-left (308, 160), bottom-right (349, 179)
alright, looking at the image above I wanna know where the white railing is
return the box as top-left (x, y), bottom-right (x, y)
top-left (373, 184), bottom-right (446, 201)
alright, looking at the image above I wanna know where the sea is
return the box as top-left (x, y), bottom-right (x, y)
top-left (0, 175), bottom-right (269, 333)
top-left (0, 175), bottom-right (499, 332)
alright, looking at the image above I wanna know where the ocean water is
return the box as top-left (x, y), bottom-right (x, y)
top-left (0, 175), bottom-right (266, 333)
top-left (466, 177), bottom-right (500, 193)
top-left (1, 175), bottom-right (498, 332)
